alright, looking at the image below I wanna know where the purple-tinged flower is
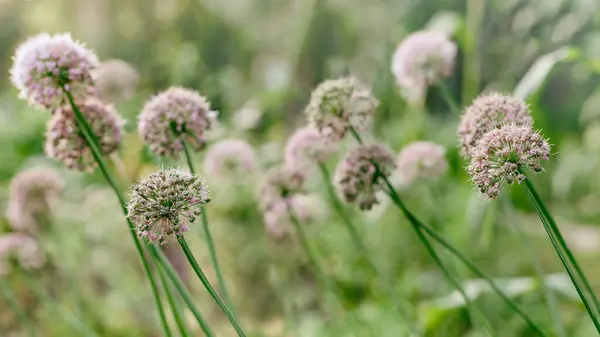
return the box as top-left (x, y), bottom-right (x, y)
top-left (468, 124), bottom-right (550, 199)
top-left (264, 194), bottom-right (324, 239)
top-left (397, 141), bottom-right (448, 185)
top-left (127, 169), bottom-right (211, 245)
top-left (0, 234), bottom-right (45, 276)
top-left (10, 33), bottom-right (99, 110)
top-left (204, 139), bottom-right (256, 178)
top-left (92, 59), bottom-right (139, 103)
top-left (138, 87), bottom-right (218, 159)
top-left (258, 165), bottom-right (305, 213)
top-left (306, 77), bottom-right (379, 141)
top-left (335, 143), bottom-right (396, 210)
top-left (458, 92), bottom-right (532, 157)
top-left (45, 98), bottom-right (125, 171)
top-left (284, 127), bottom-right (337, 170)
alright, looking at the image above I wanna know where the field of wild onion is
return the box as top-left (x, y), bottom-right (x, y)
top-left (2, 0), bottom-right (600, 336)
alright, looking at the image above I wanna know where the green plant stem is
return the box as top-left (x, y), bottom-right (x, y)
top-left (64, 91), bottom-right (172, 337)
top-left (437, 82), bottom-right (460, 114)
top-left (157, 262), bottom-right (190, 337)
top-left (462, 0), bottom-right (484, 104)
top-left (177, 236), bottom-right (246, 337)
top-left (0, 281), bottom-right (36, 337)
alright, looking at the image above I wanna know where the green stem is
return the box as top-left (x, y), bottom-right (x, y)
top-left (437, 81), bottom-right (460, 114)
top-left (177, 236), bottom-right (246, 337)
top-left (157, 261), bottom-right (190, 337)
top-left (0, 281), bottom-right (36, 337)
top-left (462, 0), bottom-right (484, 105)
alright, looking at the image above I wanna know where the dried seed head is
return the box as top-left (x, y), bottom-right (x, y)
top-left (468, 124), bottom-right (550, 199)
top-left (397, 141), bottom-right (448, 185)
top-left (45, 98), bottom-right (125, 171)
top-left (335, 143), bottom-right (396, 210)
top-left (284, 127), bottom-right (337, 170)
top-left (305, 77), bottom-right (379, 141)
top-left (93, 59), bottom-right (139, 103)
top-left (263, 194), bottom-right (325, 239)
top-left (138, 87), bottom-right (218, 159)
top-left (10, 33), bottom-right (98, 110)
top-left (204, 139), bottom-right (256, 178)
top-left (127, 169), bottom-right (211, 245)
top-left (458, 92), bottom-right (532, 157)
top-left (0, 234), bottom-right (45, 276)
top-left (258, 165), bottom-right (305, 213)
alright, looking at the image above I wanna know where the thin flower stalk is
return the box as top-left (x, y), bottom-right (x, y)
top-left (157, 264), bottom-right (189, 337)
top-left (1, 280), bottom-right (37, 337)
top-left (437, 81), bottom-right (460, 114)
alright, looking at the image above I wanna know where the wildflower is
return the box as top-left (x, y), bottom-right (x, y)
top-left (45, 98), bottom-right (125, 171)
top-left (284, 127), bottom-right (337, 170)
top-left (258, 165), bottom-right (305, 212)
top-left (468, 124), bottom-right (550, 199)
top-left (10, 33), bottom-right (98, 110)
top-left (264, 194), bottom-right (325, 239)
top-left (335, 143), bottom-right (396, 210)
top-left (306, 77), bottom-right (378, 141)
top-left (138, 87), bottom-right (217, 159)
top-left (458, 92), bottom-right (532, 157)
top-left (93, 59), bottom-right (139, 103)
top-left (397, 141), bottom-right (448, 185)
top-left (204, 139), bottom-right (256, 178)
top-left (127, 169), bottom-right (211, 245)
top-left (0, 234), bottom-right (45, 276)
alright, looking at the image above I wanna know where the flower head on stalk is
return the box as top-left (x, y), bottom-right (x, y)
top-left (138, 87), bottom-right (218, 159)
top-left (258, 165), bottom-right (305, 212)
top-left (284, 127), bottom-right (337, 170)
top-left (397, 141), bottom-right (448, 185)
top-left (92, 59), bottom-right (139, 103)
top-left (264, 194), bottom-right (325, 239)
top-left (127, 168), bottom-right (211, 245)
top-left (0, 234), bottom-right (45, 277)
top-left (306, 77), bottom-right (379, 141)
top-left (204, 139), bottom-right (256, 178)
top-left (45, 98), bottom-right (125, 171)
top-left (468, 124), bottom-right (551, 199)
top-left (335, 143), bottom-right (396, 210)
top-left (10, 33), bottom-right (98, 110)
top-left (458, 92), bottom-right (532, 157)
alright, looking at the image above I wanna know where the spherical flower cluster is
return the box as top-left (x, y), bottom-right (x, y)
top-left (138, 87), bottom-right (217, 158)
top-left (264, 194), bottom-right (324, 239)
top-left (204, 139), bottom-right (256, 178)
top-left (127, 169), bottom-right (211, 245)
top-left (0, 234), bottom-right (45, 276)
top-left (6, 168), bottom-right (63, 232)
top-left (305, 77), bottom-right (379, 141)
top-left (397, 141), bottom-right (448, 185)
top-left (468, 124), bottom-right (550, 199)
top-left (258, 165), bottom-right (305, 213)
top-left (45, 98), bottom-right (125, 171)
top-left (92, 59), bottom-right (139, 103)
top-left (392, 30), bottom-right (457, 90)
top-left (10, 33), bottom-right (98, 110)
top-left (284, 127), bottom-right (337, 170)
top-left (458, 92), bottom-right (532, 157)
top-left (335, 143), bottom-right (396, 210)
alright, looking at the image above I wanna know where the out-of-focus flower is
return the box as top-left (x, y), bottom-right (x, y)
top-left (233, 103), bottom-right (263, 131)
top-left (284, 127), bottom-right (337, 170)
top-left (468, 124), bottom-right (550, 199)
top-left (0, 234), bottom-right (45, 276)
top-left (458, 92), bottom-right (532, 157)
top-left (204, 139), bottom-right (256, 178)
top-left (396, 141), bottom-right (448, 185)
top-left (127, 169), bottom-right (211, 245)
top-left (10, 33), bottom-right (98, 110)
top-left (264, 194), bottom-right (325, 239)
top-left (45, 98), bottom-right (125, 171)
top-left (258, 165), bottom-right (305, 213)
top-left (138, 87), bottom-right (218, 159)
top-left (93, 59), bottom-right (139, 103)
top-left (305, 77), bottom-right (378, 141)
top-left (335, 143), bottom-right (396, 210)
top-left (6, 167), bottom-right (63, 232)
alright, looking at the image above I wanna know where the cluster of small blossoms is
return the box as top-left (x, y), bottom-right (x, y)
top-left (138, 87), bottom-right (218, 159)
top-left (10, 33), bottom-right (98, 110)
top-left (127, 169), bottom-right (211, 245)
top-left (6, 168), bottom-right (62, 232)
top-left (284, 127), bottom-right (337, 170)
top-left (468, 124), bottom-right (550, 199)
top-left (458, 92), bottom-right (532, 157)
top-left (264, 194), bottom-right (324, 239)
top-left (392, 30), bottom-right (457, 90)
top-left (203, 139), bottom-right (256, 178)
top-left (396, 141), bottom-right (448, 185)
top-left (335, 143), bottom-right (396, 210)
top-left (305, 77), bottom-right (379, 141)
top-left (0, 233), bottom-right (45, 276)
top-left (258, 165), bottom-right (305, 211)
top-left (45, 98), bottom-right (125, 171)
top-left (92, 59), bottom-right (139, 103)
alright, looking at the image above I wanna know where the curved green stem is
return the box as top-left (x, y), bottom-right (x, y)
top-left (1, 280), bottom-right (36, 337)
top-left (437, 82), bottom-right (460, 115)
top-left (157, 262), bottom-right (191, 337)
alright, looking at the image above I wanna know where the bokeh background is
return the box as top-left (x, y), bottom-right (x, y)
top-left (1, 0), bottom-right (600, 336)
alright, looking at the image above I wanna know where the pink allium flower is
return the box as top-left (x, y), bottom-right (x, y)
top-left (258, 165), bottom-right (305, 213)
top-left (335, 143), bottom-right (396, 210)
top-left (392, 30), bottom-right (457, 90)
top-left (204, 139), bottom-right (256, 178)
top-left (306, 77), bottom-right (379, 141)
top-left (458, 92), bottom-right (532, 157)
top-left (45, 98), bottom-right (125, 171)
top-left (138, 87), bottom-right (218, 159)
top-left (397, 141), bottom-right (448, 185)
top-left (264, 194), bottom-right (324, 239)
top-left (127, 169), bottom-right (211, 245)
top-left (0, 234), bottom-right (45, 276)
top-left (468, 124), bottom-right (550, 199)
top-left (10, 33), bottom-right (98, 110)
top-left (284, 127), bottom-right (337, 170)
top-left (92, 59), bottom-right (139, 103)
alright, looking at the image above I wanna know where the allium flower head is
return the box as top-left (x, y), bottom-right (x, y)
top-left (305, 77), bottom-right (379, 141)
top-left (397, 141), bottom-right (448, 185)
top-left (127, 169), bottom-right (211, 245)
top-left (10, 33), bottom-right (99, 110)
top-left (264, 194), bottom-right (324, 239)
top-left (459, 92), bottom-right (532, 157)
top-left (335, 143), bottom-right (396, 210)
top-left (284, 127), bottom-right (337, 170)
top-left (45, 98), bottom-right (125, 171)
top-left (204, 139), bottom-right (256, 178)
top-left (138, 87), bottom-right (217, 158)
top-left (468, 124), bottom-right (550, 199)
top-left (0, 234), bottom-right (45, 276)
top-left (392, 30), bottom-right (457, 89)
top-left (93, 59), bottom-right (139, 103)
top-left (258, 165), bottom-right (305, 212)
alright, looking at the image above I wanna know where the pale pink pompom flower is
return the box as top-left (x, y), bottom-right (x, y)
top-left (92, 59), bottom-right (139, 103)
top-left (0, 234), bottom-right (45, 276)
top-left (204, 139), bottom-right (256, 178)
top-left (284, 127), bottom-right (337, 170)
top-left (397, 141), bottom-right (448, 185)
top-left (264, 194), bottom-right (325, 239)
